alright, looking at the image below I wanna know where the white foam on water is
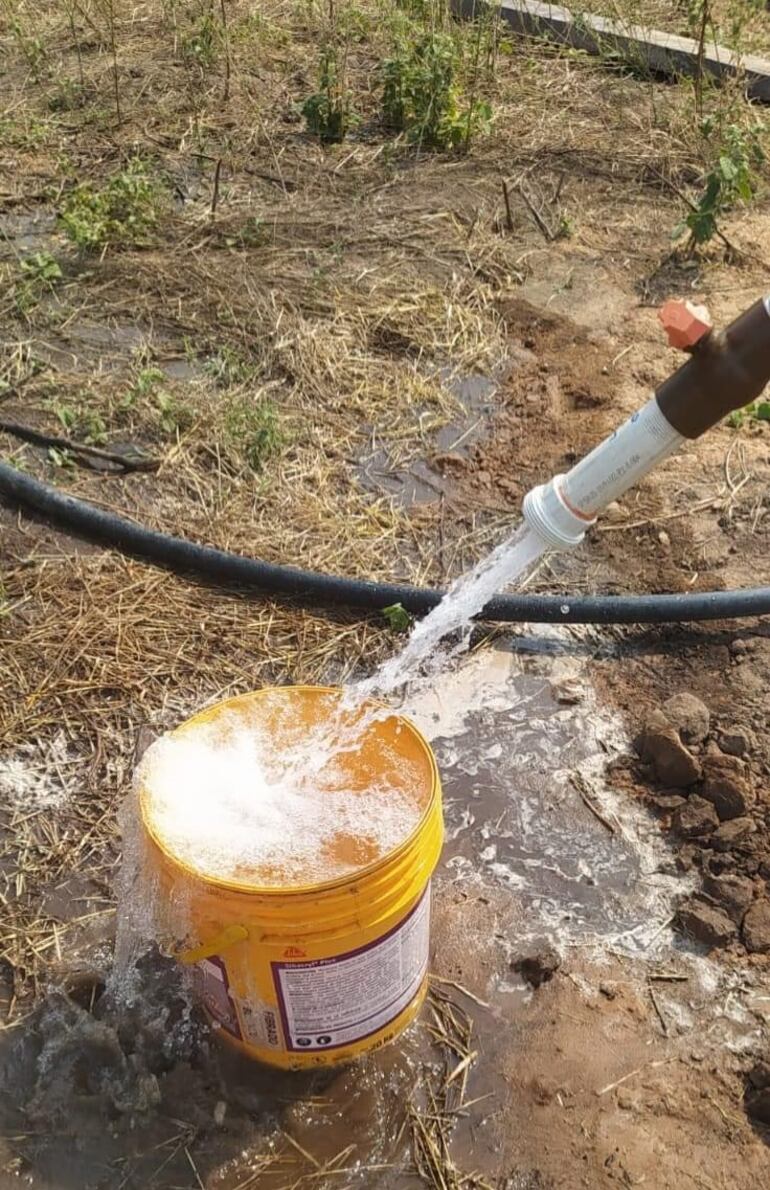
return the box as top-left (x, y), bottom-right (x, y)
top-left (0, 730), bottom-right (75, 809)
top-left (137, 714), bottom-right (424, 887)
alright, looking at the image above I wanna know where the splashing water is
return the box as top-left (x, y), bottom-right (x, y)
top-left (111, 521), bottom-right (547, 1001)
top-left (354, 523), bottom-right (545, 704)
top-left (279, 523), bottom-right (548, 783)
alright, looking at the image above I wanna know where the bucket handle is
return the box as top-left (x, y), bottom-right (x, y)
top-left (175, 923), bottom-right (249, 965)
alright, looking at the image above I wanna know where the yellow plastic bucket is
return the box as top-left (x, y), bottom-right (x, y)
top-left (138, 686), bottom-right (443, 1069)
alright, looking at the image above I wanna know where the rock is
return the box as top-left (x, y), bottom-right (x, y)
top-left (700, 755), bottom-right (754, 821)
top-left (672, 796), bottom-right (719, 838)
top-left (434, 452), bottom-right (469, 473)
top-left (759, 859), bottom-right (770, 881)
top-left (512, 948), bottom-right (561, 989)
top-left (604, 501), bottom-right (626, 524)
top-left (652, 793), bottom-right (687, 811)
top-left (661, 693), bottom-right (710, 745)
top-left (213, 1100), bottom-right (227, 1126)
top-left (742, 900), bottom-right (770, 954)
top-left (719, 726), bottom-right (755, 757)
top-left (638, 711), bottom-right (702, 788)
top-left (712, 817), bottom-right (757, 852)
top-left (730, 639), bottom-right (748, 657)
top-left (703, 873), bottom-right (754, 922)
top-left (748, 1061), bottom-right (770, 1090)
top-left (550, 678), bottom-right (583, 705)
top-left (676, 898), bottom-right (737, 948)
top-left (746, 1088), bottom-right (770, 1126)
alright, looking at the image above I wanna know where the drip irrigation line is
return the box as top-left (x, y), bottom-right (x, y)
top-left (1, 459), bottom-right (769, 625)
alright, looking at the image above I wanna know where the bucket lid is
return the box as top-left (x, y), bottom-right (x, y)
top-left (138, 686), bottom-right (437, 891)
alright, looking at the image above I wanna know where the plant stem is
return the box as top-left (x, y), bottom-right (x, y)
top-left (65, 0), bottom-right (85, 88)
top-left (106, 0), bottom-right (121, 124)
top-left (220, 0), bottom-right (231, 101)
top-left (694, 0), bottom-right (709, 119)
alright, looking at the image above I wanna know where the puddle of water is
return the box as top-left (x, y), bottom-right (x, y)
top-left (0, 211), bottom-right (59, 260)
top-left (406, 639), bottom-right (683, 958)
top-left (356, 370), bottom-right (501, 507)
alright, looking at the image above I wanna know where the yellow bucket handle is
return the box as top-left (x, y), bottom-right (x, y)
top-left (175, 923), bottom-right (249, 965)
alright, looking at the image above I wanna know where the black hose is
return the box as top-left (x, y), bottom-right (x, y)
top-left (1, 459), bottom-right (769, 625)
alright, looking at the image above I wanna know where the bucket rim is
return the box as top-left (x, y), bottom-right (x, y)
top-left (138, 684), bottom-right (441, 898)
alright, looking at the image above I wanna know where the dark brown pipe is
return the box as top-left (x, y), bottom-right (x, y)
top-left (656, 298), bottom-right (770, 438)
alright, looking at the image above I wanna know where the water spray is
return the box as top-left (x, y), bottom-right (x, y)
top-left (523, 296), bottom-right (770, 550)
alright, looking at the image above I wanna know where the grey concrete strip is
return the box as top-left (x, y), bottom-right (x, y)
top-left (456, 0), bottom-right (770, 101)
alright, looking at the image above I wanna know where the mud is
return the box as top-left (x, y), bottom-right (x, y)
top-left (5, 640), bottom-right (770, 1188)
top-left (356, 370), bottom-right (502, 507)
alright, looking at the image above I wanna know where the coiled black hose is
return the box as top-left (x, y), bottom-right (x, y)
top-left (1, 460), bottom-right (769, 624)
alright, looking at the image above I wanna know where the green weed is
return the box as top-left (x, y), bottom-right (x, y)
top-left (51, 400), bottom-right (107, 445)
top-left (382, 601), bottom-right (412, 631)
top-left (183, 6), bottom-right (220, 67)
top-left (675, 119), bottom-right (765, 251)
top-left (15, 251), bottom-right (63, 314)
top-left (380, 30), bottom-right (491, 150)
top-left (204, 346), bottom-right (254, 387)
top-left (59, 158), bottom-right (167, 252)
top-left (118, 366), bottom-right (190, 435)
top-left (302, 45), bottom-right (357, 143)
top-left (47, 79), bottom-right (88, 112)
top-left (154, 390), bottom-right (192, 436)
top-left (728, 399), bottom-right (770, 428)
top-left (222, 216), bottom-right (267, 249)
top-left (8, 16), bottom-right (48, 81)
top-left (120, 366), bottom-right (166, 410)
top-left (224, 394), bottom-right (284, 472)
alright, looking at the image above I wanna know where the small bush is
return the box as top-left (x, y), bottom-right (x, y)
top-left (224, 395), bottom-right (284, 472)
top-left (380, 31), bottom-right (491, 150)
top-left (59, 159), bottom-right (167, 252)
top-left (183, 10), bottom-right (220, 68)
top-left (302, 45), bottom-right (357, 144)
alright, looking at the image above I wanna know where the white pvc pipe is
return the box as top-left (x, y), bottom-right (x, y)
top-left (523, 397), bottom-right (683, 550)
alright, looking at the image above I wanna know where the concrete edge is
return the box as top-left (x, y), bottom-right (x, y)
top-left (455, 0), bottom-right (770, 102)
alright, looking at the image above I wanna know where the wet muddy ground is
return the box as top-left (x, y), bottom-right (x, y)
top-left (2, 634), bottom-right (770, 1188)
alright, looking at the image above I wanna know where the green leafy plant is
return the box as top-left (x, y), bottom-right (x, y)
top-left (59, 158), bottom-right (167, 252)
top-left (224, 395), bottom-right (284, 471)
top-left (15, 251), bottom-right (62, 313)
top-left (224, 215), bottom-right (267, 248)
top-left (204, 346), bottom-right (253, 387)
top-left (51, 400), bottom-right (107, 445)
top-left (382, 602), bottom-right (412, 632)
top-left (21, 251), bottom-right (62, 288)
top-left (183, 8), bottom-right (220, 67)
top-left (154, 390), bottom-right (192, 436)
top-left (47, 79), bottom-right (87, 112)
top-left (9, 16), bottom-right (47, 81)
top-left (120, 366), bottom-right (166, 410)
top-left (675, 120), bottom-right (765, 251)
top-left (48, 446), bottom-right (75, 469)
top-left (728, 400), bottom-right (770, 428)
top-left (302, 45), bottom-right (357, 143)
top-left (380, 31), bottom-right (491, 151)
